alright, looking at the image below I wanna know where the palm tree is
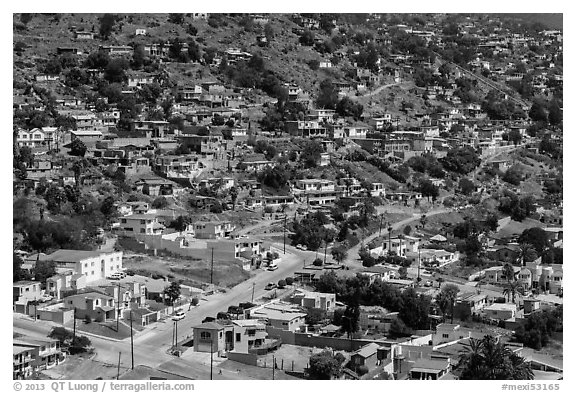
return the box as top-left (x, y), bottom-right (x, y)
top-left (517, 243), bottom-right (537, 267)
top-left (503, 280), bottom-right (523, 304)
top-left (502, 263), bottom-right (515, 282)
top-left (458, 335), bottom-right (534, 380)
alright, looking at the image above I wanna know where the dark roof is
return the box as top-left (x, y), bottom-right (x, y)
top-left (192, 321), bottom-right (225, 330)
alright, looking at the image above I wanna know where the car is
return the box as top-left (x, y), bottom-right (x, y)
top-left (265, 282), bottom-right (277, 290)
top-left (108, 272), bottom-right (126, 280)
top-left (424, 280), bottom-right (433, 287)
top-left (268, 263), bottom-right (278, 271)
top-left (172, 309), bottom-right (185, 321)
top-left (296, 244), bottom-right (308, 251)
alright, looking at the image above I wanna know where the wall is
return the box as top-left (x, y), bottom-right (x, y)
top-left (227, 351), bottom-right (258, 366)
top-left (265, 326), bottom-right (377, 351)
top-left (37, 309), bottom-right (74, 325)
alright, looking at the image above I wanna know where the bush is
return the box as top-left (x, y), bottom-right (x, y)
top-left (285, 277), bottom-right (294, 285)
top-left (191, 297), bottom-right (199, 306)
top-left (313, 258), bottom-right (323, 267)
top-left (357, 365), bottom-right (369, 376)
top-left (84, 315), bottom-right (92, 324)
top-left (278, 279), bottom-right (286, 288)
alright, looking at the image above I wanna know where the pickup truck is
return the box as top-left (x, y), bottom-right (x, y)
top-left (265, 282), bottom-right (277, 290)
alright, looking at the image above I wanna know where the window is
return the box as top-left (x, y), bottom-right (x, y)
top-left (140, 229), bottom-right (146, 233)
top-left (121, 219), bottom-right (127, 224)
top-left (200, 332), bottom-right (211, 340)
top-left (236, 333), bottom-right (241, 342)
top-left (442, 334), bottom-right (449, 339)
top-left (219, 332), bottom-right (222, 338)
top-left (247, 329), bottom-right (256, 337)
top-left (92, 262), bottom-right (95, 267)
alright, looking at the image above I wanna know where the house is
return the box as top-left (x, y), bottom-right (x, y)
top-left (523, 298), bottom-right (541, 314)
top-left (483, 303), bottom-right (517, 321)
top-left (46, 272), bottom-right (87, 300)
top-left (193, 221), bottom-right (235, 239)
top-left (13, 346), bottom-right (37, 379)
top-left (432, 323), bottom-right (472, 346)
top-left (289, 289), bottom-right (336, 312)
top-left (285, 121), bottom-right (328, 138)
top-left (13, 281), bottom-right (44, 314)
top-left (350, 342), bottom-right (382, 372)
top-left (13, 336), bottom-right (65, 377)
top-left (359, 305), bottom-right (397, 332)
top-left (308, 109), bottom-right (335, 123)
top-left (99, 45), bottom-right (133, 56)
top-left (293, 179), bottom-right (341, 205)
top-left (250, 302), bottom-right (307, 332)
top-left (453, 293), bottom-right (488, 320)
top-left (63, 292), bottom-right (117, 322)
top-left (43, 249), bottom-right (123, 283)
top-left (407, 249), bottom-right (457, 267)
top-left (75, 31), bottom-right (94, 40)
top-left (134, 177), bottom-right (177, 196)
top-left (192, 322), bottom-right (231, 353)
top-left (408, 358), bottom-right (451, 380)
top-left (70, 130), bottom-right (103, 143)
top-left (118, 214), bottom-right (165, 236)
top-left (135, 28), bottom-right (147, 36)
top-left (229, 319), bottom-right (269, 354)
top-left (370, 183), bottom-right (386, 197)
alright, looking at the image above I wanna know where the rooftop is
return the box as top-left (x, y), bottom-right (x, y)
top-left (46, 249), bottom-right (118, 263)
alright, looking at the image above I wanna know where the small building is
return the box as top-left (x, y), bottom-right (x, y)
top-left (483, 303), bottom-right (517, 321)
top-left (408, 358), bottom-right (451, 380)
top-left (63, 292), bottom-right (117, 322)
top-left (350, 342), bottom-right (381, 372)
top-left (192, 322), bottom-right (231, 353)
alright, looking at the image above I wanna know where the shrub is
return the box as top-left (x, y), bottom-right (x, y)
top-left (191, 297), bottom-right (199, 306)
top-left (84, 315), bottom-right (92, 324)
top-left (313, 258), bottom-right (323, 267)
top-left (285, 277), bottom-right (294, 285)
top-left (278, 279), bottom-right (286, 288)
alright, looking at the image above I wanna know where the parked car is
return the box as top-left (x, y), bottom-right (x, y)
top-left (108, 272), bottom-right (126, 280)
top-left (265, 282), bottom-right (277, 290)
top-left (268, 263), bottom-right (278, 271)
top-left (424, 280), bottom-right (433, 287)
top-left (296, 244), bottom-right (308, 251)
top-left (172, 309), bottom-right (185, 321)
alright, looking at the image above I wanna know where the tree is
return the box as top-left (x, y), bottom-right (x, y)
top-left (503, 280), bottom-right (523, 304)
top-left (331, 244), bottom-right (348, 264)
top-left (99, 14), bottom-right (117, 40)
top-left (458, 335), bottom-right (534, 380)
top-left (168, 13), bottom-right (185, 24)
top-left (419, 180), bottom-right (439, 202)
top-left (388, 318), bottom-right (411, 338)
top-left (187, 40), bottom-right (201, 62)
top-left (518, 243), bottom-right (537, 266)
top-left (336, 97), bottom-right (364, 120)
top-left (403, 225), bottom-right (412, 236)
top-left (152, 196), bottom-right (169, 209)
top-left (507, 129), bottom-right (522, 145)
top-left (308, 350), bottom-right (342, 380)
top-left (316, 79), bottom-right (339, 110)
top-left (14, 253), bottom-right (30, 282)
top-left (529, 101), bottom-right (548, 123)
top-left (100, 196), bottom-right (117, 218)
top-left (420, 214), bottom-right (428, 229)
top-left (459, 178), bottom-right (476, 196)
top-left (435, 283), bottom-right (460, 322)
top-left (33, 260), bottom-right (57, 284)
top-left (313, 258), bottom-right (323, 267)
top-left (168, 216), bottom-right (190, 234)
top-left (285, 277), bottom-right (294, 285)
top-left (518, 227), bottom-right (549, 254)
top-left (514, 306), bottom-right (562, 350)
top-left (398, 266), bottom-right (408, 279)
top-left (441, 146), bottom-right (481, 174)
top-left (299, 30), bottom-right (315, 46)
top-left (300, 140), bottom-right (323, 168)
top-left (104, 58), bottom-right (129, 83)
top-left (305, 307), bottom-right (326, 325)
top-left (69, 139), bottom-right (87, 157)
top-left (229, 186), bottom-right (238, 211)
top-left (163, 282), bottom-right (181, 306)
top-left (342, 305), bottom-right (360, 337)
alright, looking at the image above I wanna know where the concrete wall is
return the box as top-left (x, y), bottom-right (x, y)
top-left (37, 308), bottom-right (74, 325)
top-left (265, 326), bottom-right (377, 352)
top-left (227, 351), bottom-right (258, 366)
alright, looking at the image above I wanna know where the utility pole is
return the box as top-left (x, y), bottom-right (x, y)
top-left (116, 282), bottom-right (121, 332)
top-left (175, 319), bottom-right (178, 347)
top-left (379, 215), bottom-right (384, 237)
top-left (72, 308), bottom-right (77, 342)
top-left (210, 339), bottom-right (214, 380)
top-left (283, 214), bottom-right (287, 254)
top-left (388, 224), bottom-right (393, 255)
top-left (251, 282), bottom-right (255, 303)
top-left (417, 249), bottom-right (421, 283)
top-left (33, 297), bottom-right (37, 322)
top-left (210, 248), bottom-right (214, 285)
top-left (117, 352), bottom-right (121, 379)
top-left (130, 310), bottom-right (134, 370)
top-left (272, 355), bottom-right (275, 380)
top-left (323, 240), bottom-right (328, 265)
top-left (172, 321), bottom-right (175, 347)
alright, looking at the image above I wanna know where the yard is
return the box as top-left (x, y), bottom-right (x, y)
top-left (42, 355), bottom-right (127, 380)
top-left (76, 320), bottom-right (133, 340)
top-left (120, 248), bottom-right (252, 289)
top-left (258, 344), bottom-right (324, 373)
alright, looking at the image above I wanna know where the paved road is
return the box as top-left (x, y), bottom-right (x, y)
top-left (344, 207), bottom-right (451, 266)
